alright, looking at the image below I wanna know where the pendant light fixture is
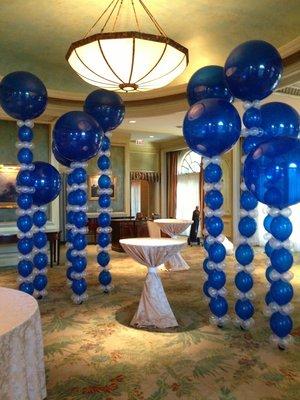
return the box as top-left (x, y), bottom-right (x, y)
top-left (66, 0), bottom-right (189, 92)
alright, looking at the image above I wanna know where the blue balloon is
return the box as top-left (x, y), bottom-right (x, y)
top-left (99, 194), bottom-right (111, 208)
top-left (206, 216), bottom-right (223, 237)
top-left (33, 274), bottom-right (48, 291)
top-left (66, 248), bottom-right (75, 262)
top-left (18, 126), bottom-right (33, 142)
top-left (18, 238), bottom-right (33, 255)
top-left (33, 211), bottom-right (47, 228)
top-left (72, 256), bottom-right (87, 273)
top-left (97, 155), bottom-right (111, 170)
top-left (99, 270), bottom-right (112, 286)
top-left (98, 212), bottom-right (111, 227)
top-left (208, 269), bottom-right (226, 290)
top-left (208, 242), bottom-right (226, 263)
top-left (97, 251), bottom-right (110, 267)
top-left (271, 248), bottom-right (293, 273)
top-left (204, 190), bottom-right (223, 210)
top-left (244, 137), bottom-right (300, 209)
top-left (19, 282), bottom-right (34, 295)
top-left (260, 102), bottom-right (299, 138)
top-left (265, 265), bottom-right (275, 283)
top-left (238, 216), bottom-right (256, 238)
top-left (183, 98), bottom-right (241, 157)
top-left (17, 170), bottom-right (32, 186)
top-left (73, 211), bottom-right (88, 228)
top-left (68, 189), bottom-right (87, 206)
top-left (18, 260), bottom-right (34, 277)
top-left (270, 215), bottom-right (293, 241)
top-left (203, 258), bottom-right (211, 275)
top-left (72, 278), bottom-right (87, 295)
top-left (53, 111), bottom-right (103, 162)
top-left (0, 71), bottom-right (47, 120)
top-left (263, 215), bottom-right (273, 233)
top-left (240, 191), bottom-right (258, 211)
top-left (52, 142), bottom-right (72, 167)
top-left (235, 299), bottom-right (254, 320)
top-left (242, 136), bottom-right (267, 155)
top-left (33, 252), bottom-right (48, 269)
top-left (17, 193), bottom-right (33, 210)
top-left (17, 215), bottom-right (33, 233)
top-left (187, 65), bottom-right (233, 106)
top-left (204, 163), bottom-right (222, 183)
top-left (101, 136), bottom-right (110, 151)
top-left (33, 232), bottom-right (47, 249)
top-left (67, 266), bottom-right (75, 281)
top-left (235, 244), bottom-right (254, 266)
top-left (235, 271), bottom-right (253, 292)
top-left (270, 280), bottom-right (293, 306)
top-left (265, 240), bottom-right (274, 258)
top-left (66, 229), bottom-right (76, 243)
top-left (224, 40), bottom-right (282, 101)
top-left (209, 296), bottom-right (228, 317)
top-left (26, 161), bottom-right (61, 206)
top-left (203, 281), bottom-right (212, 298)
top-left (270, 312), bottom-right (293, 338)
top-left (203, 237), bottom-right (211, 252)
top-left (243, 107), bottom-right (262, 129)
top-left (67, 211), bottom-right (75, 225)
top-left (68, 168), bottom-right (87, 185)
top-left (98, 174), bottom-right (111, 189)
top-left (18, 148), bottom-right (33, 164)
top-left (73, 233), bottom-right (87, 251)
top-left (98, 233), bottom-right (111, 248)
top-left (265, 291), bottom-right (274, 305)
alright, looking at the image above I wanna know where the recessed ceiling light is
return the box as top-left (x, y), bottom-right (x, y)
top-left (149, 135), bottom-right (154, 138)
top-left (129, 120), bottom-right (136, 124)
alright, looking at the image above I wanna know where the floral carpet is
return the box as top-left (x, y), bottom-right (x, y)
top-left (1, 245), bottom-right (300, 400)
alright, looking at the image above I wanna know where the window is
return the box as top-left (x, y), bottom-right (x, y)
top-left (179, 151), bottom-right (202, 175)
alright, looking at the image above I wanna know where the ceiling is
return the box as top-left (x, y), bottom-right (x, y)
top-left (0, 0), bottom-right (299, 101)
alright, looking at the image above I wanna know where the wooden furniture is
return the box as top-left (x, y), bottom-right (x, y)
top-left (111, 219), bottom-right (149, 252)
top-left (0, 231), bottom-right (61, 268)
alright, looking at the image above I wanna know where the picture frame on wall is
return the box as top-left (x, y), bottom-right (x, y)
top-left (88, 175), bottom-right (117, 200)
top-left (0, 165), bottom-right (20, 208)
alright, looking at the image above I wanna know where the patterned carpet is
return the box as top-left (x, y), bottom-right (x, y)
top-left (1, 245), bottom-right (300, 400)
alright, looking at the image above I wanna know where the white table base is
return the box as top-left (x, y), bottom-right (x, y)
top-left (131, 268), bottom-right (178, 328)
top-left (165, 253), bottom-right (190, 271)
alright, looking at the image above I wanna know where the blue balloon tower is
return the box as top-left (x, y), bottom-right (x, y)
top-left (84, 89), bottom-right (125, 293)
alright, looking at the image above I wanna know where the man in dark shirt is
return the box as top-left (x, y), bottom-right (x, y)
top-left (189, 206), bottom-right (200, 244)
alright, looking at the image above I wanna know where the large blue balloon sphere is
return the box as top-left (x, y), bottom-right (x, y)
top-left (271, 248), bottom-right (293, 273)
top-left (183, 98), bottom-right (241, 157)
top-left (208, 242), bottom-right (226, 263)
top-left (260, 102), bottom-right (299, 138)
top-left (270, 215), bottom-right (293, 241)
top-left (26, 161), bottom-right (61, 206)
top-left (187, 65), bottom-right (233, 106)
top-left (209, 296), bottom-right (228, 317)
top-left (84, 89), bottom-right (125, 133)
top-left (270, 312), bottom-right (293, 338)
top-left (72, 278), bottom-right (87, 295)
top-left (53, 111), bottom-right (103, 162)
top-left (206, 216), bottom-right (224, 237)
top-left (52, 142), bottom-right (72, 167)
top-left (204, 190), bottom-right (223, 210)
top-left (270, 280), bottom-right (293, 306)
top-left (235, 244), bottom-right (254, 266)
top-left (244, 138), bottom-right (300, 209)
top-left (240, 191), bottom-right (258, 211)
top-left (224, 40), bottom-right (282, 101)
top-left (0, 71), bottom-right (47, 120)
top-left (238, 216), bottom-right (257, 238)
top-left (235, 271), bottom-right (253, 292)
top-left (208, 270), bottom-right (226, 290)
top-left (235, 299), bottom-right (254, 321)
top-left (97, 251), bottom-right (110, 267)
top-left (204, 163), bottom-right (222, 183)
top-left (242, 136), bottom-right (267, 155)
top-left (99, 270), bottom-right (112, 286)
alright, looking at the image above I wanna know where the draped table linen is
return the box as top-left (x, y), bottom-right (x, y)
top-left (120, 238), bottom-right (187, 328)
top-left (154, 219), bottom-right (192, 271)
top-left (0, 287), bottom-right (46, 400)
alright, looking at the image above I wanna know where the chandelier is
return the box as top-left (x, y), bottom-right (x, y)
top-left (66, 0), bottom-right (189, 93)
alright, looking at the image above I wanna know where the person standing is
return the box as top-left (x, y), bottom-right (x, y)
top-left (189, 206), bottom-right (200, 244)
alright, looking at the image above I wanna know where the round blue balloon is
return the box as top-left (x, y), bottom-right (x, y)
top-left (0, 71), bottom-right (47, 120)
top-left (19, 282), bottom-right (34, 295)
top-left (17, 215), bottom-right (33, 233)
top-left (33, 211), bottom-right (47, 228)
top-left (260, 102), bottom-right (299, 138)
top-left (18, 238), bottom-right (33, 255)
top-left (18, 148), bottom-right (33, 164)
top-left (224, 40), bottom-right (282, 101)
top-left (183, 98), bottom-right (241, 157)
top-left (99, 194), bottom-right (111, 208)
top-left (67, 211), bottom-right (75, 225)
top-left (203, 237), bottom-right (211, 252)
top-left (235, 299), bottom-right (254, 320)
top-left (271, 248), bottom-right (293, 273)
top-left (265, 240), bottom-right (274, 258)
top-left (98, 212), bottom-right (111, 227)
top-left (33, 274), bottom-right (48, 290)
top-left (68, 168), bottom-right (87, 185)
top-left (187, 65), bottom-right (233, 106)
top-left (265, 291), bottom-right (274, 305)
top-left (203, 258), bottom-right (211, 275)
top-left (52, 142), bottom-right (72, 167)
top-left (53, 111), bottom-right (103, 162)
top-left (97, 251), bottom-right (110, 267)
top-left (66, 248), bottom-right (75, 262)
top-left (33, 232), bottom-right (47, 249)
top-left (33, 252), bottom-right (48, 269)
top-left (72, 256), bottom-right (87, 273)
top-left (208, 269), bottom-right (226, 290)
top-left (209, 296), bottom-right (228, 317)
top-left (18, 126), bottom-right (33, 142)
top-left (243, 107), bottom-right (262, 129)
top-left (97, 155), bottom-right (111, 170)
top-left (101, 136), bottom-right (110, 152)
top-left (204, 190), bottom-right (223, 210)
top-left (67, 266), bottom-right (75, 281)
top-left (17, 193), bottom-right (33, 210)
top-left (73, 211), bottom-right (88, 228)
top-left (242, 136), bottom-right (267, 155)
top-left (98, 174), bottom-right (111, 189)
top-left (204, 163), bottom-right (222, 183)
top-left (208, 242), bottom-right (226, 263)
top-left (270, 215), bottom-right (293, 241)
top-left (235, 271), bottom-right (253, 292)
top-left (98, 233), bottom-right (110, 248)
top-left (17, 170), bottom-right (32, 186)
top-left (206, 216), bottom-right (223, 237)
top-left (68, 189), bottom-right (87, 206)
top-left (73, 233), bottom-right (87, 251)
top-left (263, 215), bottom-right (273, 233)
top-left (270, 312), bottom-right (293, 338)
top-left (72, 278), bottom-right (87, 295)
top-left (240, 191), bottom-right (258, 211)
top-left (66, 229), bottom-right (76, 243)
top-left (244, 137), bottom-right (300, 209)
top-left (84, 89), bottom-right (125, 133)
top-left (238, 216), bottom-right (256, 238)
top-left (99, 270), bottom-right (112, 286)
top-left (270, 280), bottom-right (293, 306)
top-left (203, 281), bottom-right (212, 298)
top-left (266, 265), bottom-right (275, 283)
top-left (18, 260), bottom-right (33, 277)
top-left (235, 243), bottom-right (254, 266)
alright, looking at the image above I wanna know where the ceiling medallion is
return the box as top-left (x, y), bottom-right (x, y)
top-left (66, 0), bottom-right (189, 93)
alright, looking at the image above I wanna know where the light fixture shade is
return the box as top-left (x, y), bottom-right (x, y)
top-left (66, 31), bottom-right (188, 92)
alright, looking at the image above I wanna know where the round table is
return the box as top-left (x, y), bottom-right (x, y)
top-left (154, 219), bottom-right (192, 271)
top-left (0, 287), bottom-right (47, 400)
top-left (120, 238), bottom-right (187, 328)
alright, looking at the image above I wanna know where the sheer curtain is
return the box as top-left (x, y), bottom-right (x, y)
top-left (131, 181), bottom-right (141, 217)
top-left (176, 172), bottom-right (199, 235)
top-left (167, 151), bottom-right (178, 218)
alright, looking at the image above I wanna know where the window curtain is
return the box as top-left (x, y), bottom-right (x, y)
top-left (199, 159), bottom-right (204, 234)
top-left (131, 180), bottom-right (141, 217)
top-left (167, 151), bottom-right (178, 218)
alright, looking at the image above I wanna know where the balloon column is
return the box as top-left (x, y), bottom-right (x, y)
top-left (84, 89), bottom-right (125, 293)
top-left (224, 40), bottom-right (283, 329)
top-left (53, 111), bottom-right (102, 303)
top-left (0, 71), bottom-right (60, 298)
top-left (183, 94), bottom-right (241, 326)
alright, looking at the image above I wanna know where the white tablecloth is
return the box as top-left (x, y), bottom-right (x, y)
top-left (0, 287), bottom-right (46, 400)
top-left (120, 238), bottom-right (187, 328)
top-left (154, 219), bottom-right (192, 271)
